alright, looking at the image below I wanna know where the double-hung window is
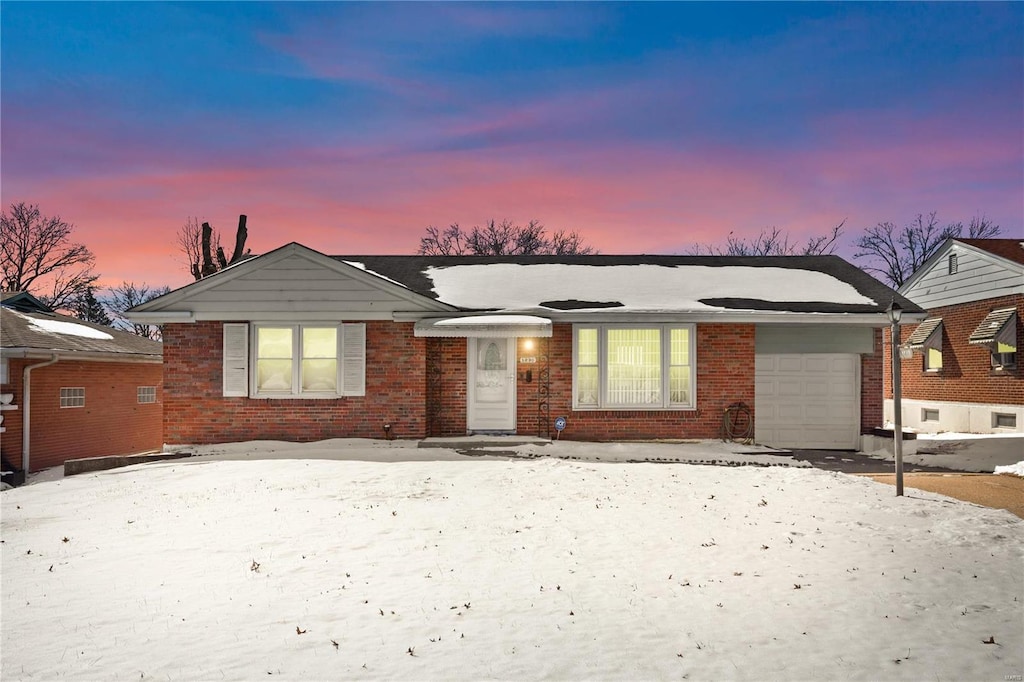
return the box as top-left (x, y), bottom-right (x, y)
top-left (573, 324), bottom-right (694, 409)
top-left (223, 323), bottom-right (365, 398)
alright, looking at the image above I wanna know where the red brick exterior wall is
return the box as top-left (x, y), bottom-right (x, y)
top-left (162, 321), bottom-right (428, 444)
top-left (428, 338), bottom-right (467, 436)
top-left (161, 319), bottom-right (882, 444)
top-left (884, 294), bottom-right (1023, 405)
top-left (0, 359), bottom-right (163, 472)
top-left (861, 328), bottom-right (884, 432)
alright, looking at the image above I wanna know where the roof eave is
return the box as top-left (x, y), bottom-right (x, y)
top-left (0, 348), bottom-right (162, 363)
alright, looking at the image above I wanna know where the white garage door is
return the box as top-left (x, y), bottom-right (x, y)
top-left (755, 354), bottom-right (860, 450)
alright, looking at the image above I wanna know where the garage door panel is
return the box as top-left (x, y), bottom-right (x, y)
top-left (777, 357), bottom-right (804, 372)
top-left (755, 353), bottom-right (859, 450)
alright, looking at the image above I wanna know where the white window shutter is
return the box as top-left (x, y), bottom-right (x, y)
top-left (341, 323), bottom-right (366, 396)
top-left (222, 323), bottom-right (249, 397)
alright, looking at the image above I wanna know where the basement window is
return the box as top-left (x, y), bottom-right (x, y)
top-left (60, 387), bottom-right (85, 408)
top-left (993, 413), bottom-right (1017, 429)
top-left (921, 408), bottom-right (940, 423)
top-left (137, 386), bottom-right (157, 404)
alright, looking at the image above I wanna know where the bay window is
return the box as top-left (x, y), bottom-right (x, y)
top-left (573, 325), bottom-right (695, 409)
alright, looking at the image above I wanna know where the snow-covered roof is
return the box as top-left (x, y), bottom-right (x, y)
top-left (0, 307), bottom-right (161, 359)
top-left (340, 254), bottom-right (917, 316)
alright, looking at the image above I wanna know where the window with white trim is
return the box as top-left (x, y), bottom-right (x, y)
top-left (573, 325), bottom-right (694, 409)
top-left (60, 387), bottom-right (85, 408)
top-left (137, 386), bottom-right (157, 404)
top-left (223, 323), bottom-right (366, 398)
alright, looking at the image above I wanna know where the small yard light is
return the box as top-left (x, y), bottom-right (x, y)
top-left (887, 299), bottom-right (905, 497)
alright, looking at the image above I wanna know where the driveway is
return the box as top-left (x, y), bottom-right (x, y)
top-left (791, 447), bottom-right (1024, 519)
top-left (790, 449), bottom-right (954, 474)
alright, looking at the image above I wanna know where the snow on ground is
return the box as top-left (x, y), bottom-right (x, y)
top-left (2, 440), bottom-right (1022, 681)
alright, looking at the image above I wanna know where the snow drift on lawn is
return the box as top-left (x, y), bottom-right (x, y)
top-left (2, 441), bottom-right (1021, 681)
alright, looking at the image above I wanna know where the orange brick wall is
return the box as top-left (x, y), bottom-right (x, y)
top-left (0, 359), bottom-right (163, 472)
top-left (884, 294), bottom-right (1023, 405)
top-left (162, 321), bottom-right (429, 444)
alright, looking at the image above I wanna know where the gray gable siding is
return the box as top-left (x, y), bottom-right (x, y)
top-left (143, 251), bottom-right (451, 320)
top-left (902, 242), bottom-right (1024, 309)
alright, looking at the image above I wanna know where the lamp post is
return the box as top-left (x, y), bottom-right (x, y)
top-left (887, 299), bottom-right (904, 497)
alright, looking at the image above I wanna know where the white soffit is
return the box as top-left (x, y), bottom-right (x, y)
top-left (414, 315), bottom-right (553, 338)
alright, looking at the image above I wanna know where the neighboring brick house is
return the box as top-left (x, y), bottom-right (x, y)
top-left (129, 243), bottom-right (920, 450)
top-left (889, 238), bottom-right (1023, 433)
top-left (0, 292), bottom-right (163, 474)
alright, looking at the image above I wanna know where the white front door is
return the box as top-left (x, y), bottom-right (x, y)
top-left (467, 337), bottom-right (517, 432)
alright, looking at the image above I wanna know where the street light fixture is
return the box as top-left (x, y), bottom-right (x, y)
top-left (887, 298), bottom-right (905, 496)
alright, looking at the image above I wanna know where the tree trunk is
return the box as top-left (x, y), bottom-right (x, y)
top-left (229, 214), bottom-right (248, 265)
top-left (200, 222), bottom-right (217, 277)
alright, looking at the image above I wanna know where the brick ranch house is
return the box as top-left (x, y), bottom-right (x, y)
top-left (128, 243), bottom-right (922, 450)
top-left (888, 238), bottom-right (1023, 433)
top-left (0, 292), bottom-right (163, 474)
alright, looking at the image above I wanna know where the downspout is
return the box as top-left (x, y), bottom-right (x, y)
top-left (22, 355), bottom-right (59, 473)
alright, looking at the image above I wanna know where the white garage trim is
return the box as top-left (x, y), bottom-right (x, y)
top-left (755, 353), bottom-right (860, 450)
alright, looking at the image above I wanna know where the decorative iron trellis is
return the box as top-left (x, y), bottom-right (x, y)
top-left (536, 336), bottom-right (551, 438)
top-left (425, 341), bottom-right (443, 437)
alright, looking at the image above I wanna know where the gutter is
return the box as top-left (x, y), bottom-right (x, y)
top-left (0, 348), bottom-right (161, 364)
top-left (22, 354), bottom-right (59, 473)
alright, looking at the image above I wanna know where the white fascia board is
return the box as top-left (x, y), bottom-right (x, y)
top-left (193, 311), bottom-right (401, 322)
top-left (125, 311), bottom-right (195, 324)
top-left (399, 310), bottom-right (921, 326)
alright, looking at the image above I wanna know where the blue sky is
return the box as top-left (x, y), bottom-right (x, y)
top-left (2, 2), bottom-right (1021, 288)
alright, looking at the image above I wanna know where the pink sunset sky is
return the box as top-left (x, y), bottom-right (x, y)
top-left (2, 3), bottom-right (1021, 291)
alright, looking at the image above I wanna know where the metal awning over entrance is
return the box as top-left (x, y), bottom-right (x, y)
top-left (413, 315), bottom-right (553, 338)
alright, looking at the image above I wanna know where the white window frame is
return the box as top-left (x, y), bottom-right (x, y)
top-left (243, 323), bottom-right (365, 399)
top-left (137, 386), bottom-right (157, 404)
top-left (572, 324), bottom-right (696, 410)
top-left (60, 387), bottom-right (85, 408)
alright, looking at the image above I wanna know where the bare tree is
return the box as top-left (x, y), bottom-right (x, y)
top-left (177, 214), bottom-right (251, 280)
top-left (105, 281), bottom-right (171, 340)
top-left (854, 213), bottom-right (1000, 288)
top-left (687, 222), bottom-right (845, 256)
top-left (0, 202), bottom-right (98, 311)
top-left (418, 219), bottom-right (596, 256)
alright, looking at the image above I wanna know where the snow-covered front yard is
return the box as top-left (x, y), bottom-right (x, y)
top-left (2, 439), bottom-right (1022, 681)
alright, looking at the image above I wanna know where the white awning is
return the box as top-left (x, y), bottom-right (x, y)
top-left (413, 315), bottom-right (553, 338)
